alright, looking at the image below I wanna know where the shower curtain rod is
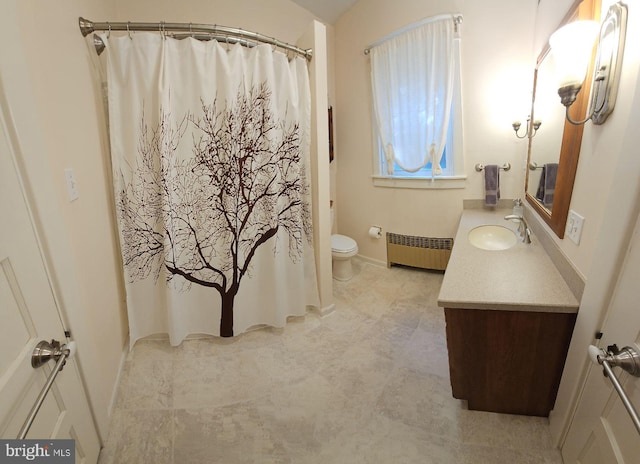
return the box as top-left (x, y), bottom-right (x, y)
top-left (78, 17), bottom-right (313, 60)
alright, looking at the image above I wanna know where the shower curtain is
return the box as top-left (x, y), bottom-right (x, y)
top-left (103, 33), bottom-right (319, 343)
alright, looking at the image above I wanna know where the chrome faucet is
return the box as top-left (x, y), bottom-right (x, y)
top-left (504, 214), bottom-right (532, 244)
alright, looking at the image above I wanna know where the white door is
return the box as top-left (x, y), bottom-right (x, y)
top-left (562, 209), bottom-right (640, 462)
top-left (0, 90), bottom-right (100, 461)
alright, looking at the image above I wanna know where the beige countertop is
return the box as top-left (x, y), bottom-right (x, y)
top-left (437, 208), bottom-right (579, 313)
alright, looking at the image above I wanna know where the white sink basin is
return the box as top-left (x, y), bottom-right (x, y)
top-left (468, 225), bottom-right (518, 251)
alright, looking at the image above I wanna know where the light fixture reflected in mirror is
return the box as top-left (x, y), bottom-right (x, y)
top-left (512, 116), bottom-right (542, 139)
top-left (549, 1), bottom-right (628, 126)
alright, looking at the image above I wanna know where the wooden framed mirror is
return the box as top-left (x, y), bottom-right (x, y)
top-left (525, 0), bottom-right (598, 238)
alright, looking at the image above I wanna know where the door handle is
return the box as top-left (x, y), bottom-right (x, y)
top-left (589, 344), bottom-right (640, 434)
top-left (18, 339), bottom-right (77, 439)
top-left (31, 339), bottom-right (73, 369)
top-left (589, 343), bottom-right (640, 377)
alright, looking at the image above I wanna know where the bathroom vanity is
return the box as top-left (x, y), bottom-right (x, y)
top-left (437, 208), bottom-right (579, 417)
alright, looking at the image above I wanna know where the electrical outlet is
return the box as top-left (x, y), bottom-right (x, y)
top-left (566, 210), bottom-right (584, 245)
top-left (64, 168), bottom-right (79, 202)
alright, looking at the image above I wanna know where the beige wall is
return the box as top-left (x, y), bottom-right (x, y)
top-left (334, 0), bottom-right (537, 263)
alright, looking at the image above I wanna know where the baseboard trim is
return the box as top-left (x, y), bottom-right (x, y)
top-left (107, 337), bottom-right (129, 419)
top-left (354, 254), bottom-right (386, 267)
top-left (317, 302), bottom-right (335, 317)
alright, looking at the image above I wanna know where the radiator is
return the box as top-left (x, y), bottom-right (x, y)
top-left (386, 232), bottom-right (453, 271)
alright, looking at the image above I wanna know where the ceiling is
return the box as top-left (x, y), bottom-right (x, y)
top-left (290, 0), bottom-right (358, 24)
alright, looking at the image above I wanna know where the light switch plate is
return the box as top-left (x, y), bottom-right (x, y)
top-left (566, 210), bottom-right (584, 245)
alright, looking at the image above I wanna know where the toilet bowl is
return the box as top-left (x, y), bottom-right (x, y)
top-left (331, 234), bottom-right (358, 281)
top-left (330, 206), bottom-right (358, 281)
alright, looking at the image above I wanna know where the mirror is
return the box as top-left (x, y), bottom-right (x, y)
top-left (526, 47), bottom-right (566, 213)
top-left (525, 0), bottom-right (597, 238)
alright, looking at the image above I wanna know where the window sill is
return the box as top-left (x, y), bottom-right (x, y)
top-left (372, 175), bottom-right (467, 189)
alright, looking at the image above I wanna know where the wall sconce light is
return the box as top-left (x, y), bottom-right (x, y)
top-left (549, 2), bottom-right (628, 126)
top-left (512, 116), bottom-right (542, 139)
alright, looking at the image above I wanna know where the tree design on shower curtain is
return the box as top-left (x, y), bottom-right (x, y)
top-left (117, 83), bottom-right (312, 337)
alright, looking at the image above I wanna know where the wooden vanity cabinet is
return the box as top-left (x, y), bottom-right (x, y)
top-left (444, 307), bottom-right (576, 417)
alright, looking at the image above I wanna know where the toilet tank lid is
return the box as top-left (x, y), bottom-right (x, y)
top-left (332, 234), bottom-right (357, 252)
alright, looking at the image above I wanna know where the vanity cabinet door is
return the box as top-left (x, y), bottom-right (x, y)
top-left (444, 307), bottom-right (576, 416)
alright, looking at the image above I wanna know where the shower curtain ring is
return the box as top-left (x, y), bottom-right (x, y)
top-left (189, 22), bottom-right (193, 38)
top-left (127, 21), bottom-right (132, 39)
top-left (107, 22), bottom-right (111, 39)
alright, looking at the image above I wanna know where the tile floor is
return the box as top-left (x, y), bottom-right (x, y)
top-left (98, 259), bottom-right (564, 463)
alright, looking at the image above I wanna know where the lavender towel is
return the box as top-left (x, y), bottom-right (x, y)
top-left (535, 165), bottom-right (546, 203)
top-left (543, 163), bottom-right (558, 207)
top-left (484, 165), bottom-right (500, 206)
top-left (535, 163), bottom-right (558, 207)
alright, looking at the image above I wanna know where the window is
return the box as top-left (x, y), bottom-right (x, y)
top-left (387, 112), bottom-right (454, 178)
top-left (369, 15), bottom-right (465, 188)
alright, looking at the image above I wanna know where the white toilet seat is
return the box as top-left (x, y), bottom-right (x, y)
top-left (331, 234), bottom-right (358, 254)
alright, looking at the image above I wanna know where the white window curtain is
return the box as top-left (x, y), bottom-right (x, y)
top-left (370, 17), bottom-right (457, 175)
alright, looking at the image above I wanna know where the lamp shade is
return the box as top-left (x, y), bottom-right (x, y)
top-left (549, 20), bottom-right (599, 88)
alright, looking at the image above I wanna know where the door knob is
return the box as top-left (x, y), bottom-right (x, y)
top-left (587, 343), bottom-right (640, 435)
top-left (589, 343), bottom-right (640, 377)
top-left (31, 339), bottom-right (76, 369)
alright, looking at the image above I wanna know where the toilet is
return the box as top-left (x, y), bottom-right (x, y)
top-left (330, 207), bottom-right (358, 281)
